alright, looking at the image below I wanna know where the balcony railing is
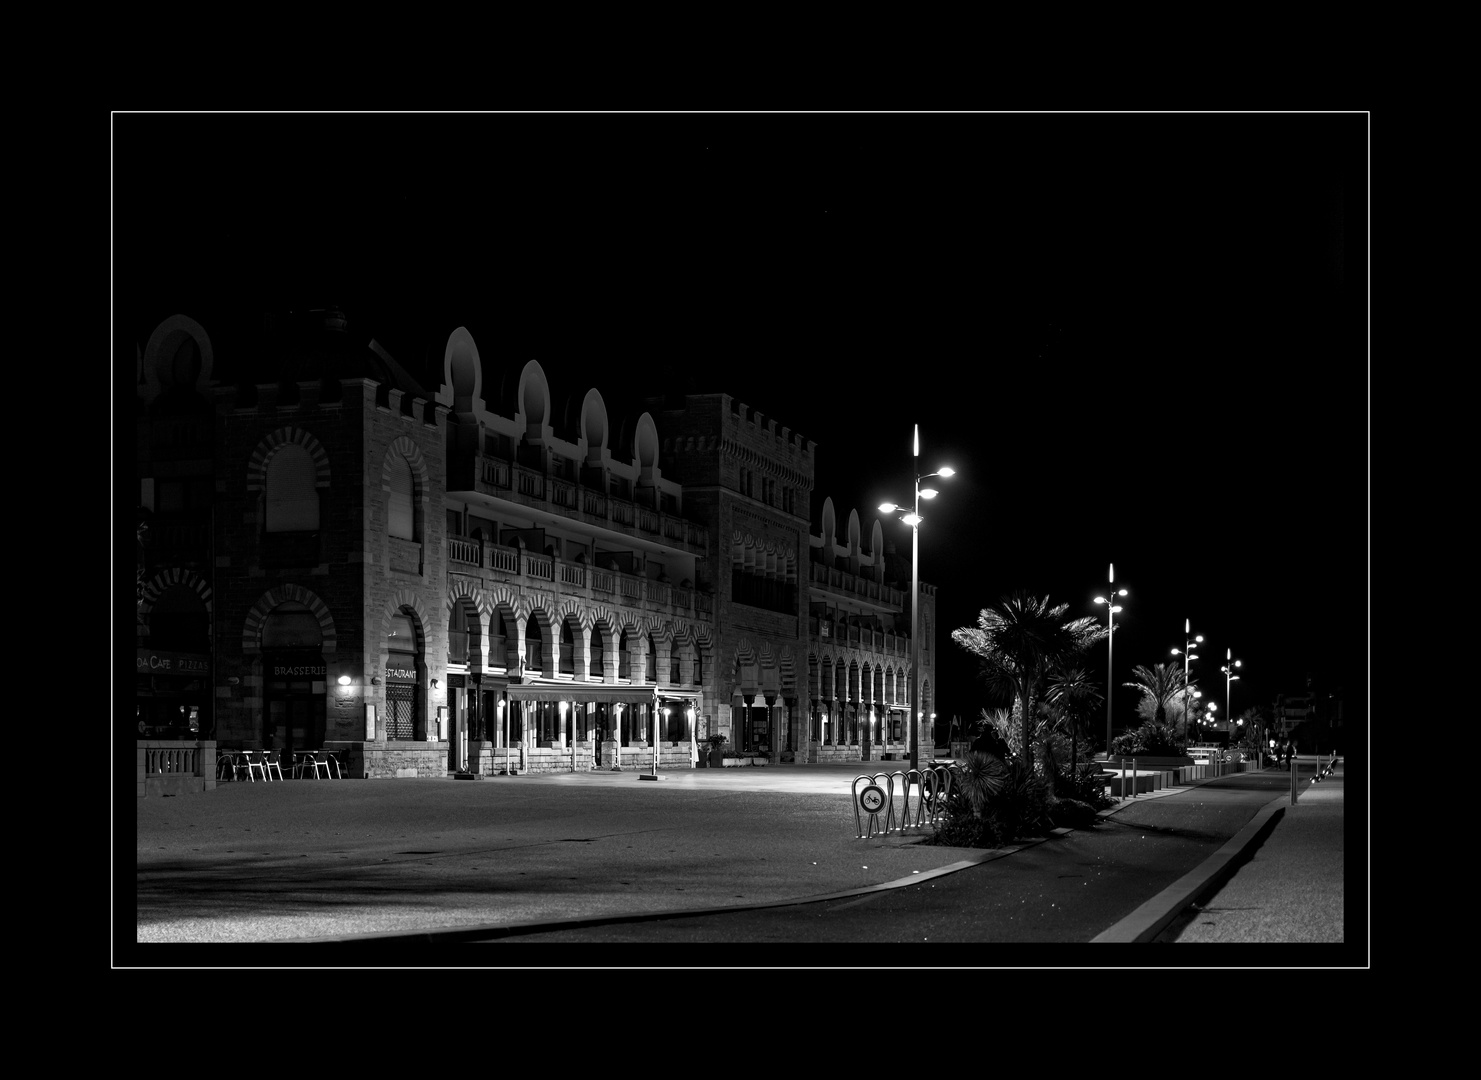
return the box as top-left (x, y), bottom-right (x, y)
top-left (483, 458), bottom-right (512, 490)
top-left (466, 453), bottom-right (710, 558)
top-left (808, 560), bottom-right (904, 607)
top-left (449, 536), bottom-right (482, 567)
top-left (809, 617), bottom-right (910, 656)
top-left (447, 536), bottom-right (709, 618)
top-left (515, 464), bottom-right (546, 500)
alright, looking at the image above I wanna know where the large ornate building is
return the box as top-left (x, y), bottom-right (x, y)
top-left (132, 307), bottom-right (937, 790)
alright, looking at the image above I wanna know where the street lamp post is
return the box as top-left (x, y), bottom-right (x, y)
top-left (1222, 648), bottom-right (1242, 745)
top-left (1094, 563), bottom-right (1128, 755)
top-left (612, 703), bottom-right (625, 771)
top-left (497, 696), bottom-right (509, 775)
top-left (879, 424), bottom-right (954, 774)
top-left (1171, 619), bottom-right (1203, 744)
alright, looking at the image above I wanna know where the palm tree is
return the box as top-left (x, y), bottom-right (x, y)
top-left (1124, 662), bottom-right (1185, 729)
top-left (1045, 665), bottom-right (1104, 772)
top-left (952, 591), bottom-right (1105, 770)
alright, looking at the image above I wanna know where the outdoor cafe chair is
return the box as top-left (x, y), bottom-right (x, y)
top-left (295, 751), bottom-right (333, 779)
top-left (241, 750), bottom-right (267, 782)
top-left (263, 750), bottom-right (285, 781)
top-left (216, 750), bottom-right (239, 782)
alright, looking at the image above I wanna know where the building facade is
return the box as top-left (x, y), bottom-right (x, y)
top-left (131, 309), bottom-right (938, 787)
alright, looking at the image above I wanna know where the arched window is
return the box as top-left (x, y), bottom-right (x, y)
top-left (265, 444), bottom-right (319, 532)
top-left (388, 451), bottom-right (415, 540)
top-left (525, 620), bottom-right (544, 674)
top-left (149, 584), bottom-right (209, 653)
top-left (385, 612), bottom-right (420, 740)
top-left (560, 620), bottom-right (576, 675)
top-left (645, 633), bottom-right (657, 682)
top-left (590, 627), bottom-right (605, 677)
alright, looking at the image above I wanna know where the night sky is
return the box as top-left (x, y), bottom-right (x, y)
top-left (115, 112), bottom-right (1368, 741)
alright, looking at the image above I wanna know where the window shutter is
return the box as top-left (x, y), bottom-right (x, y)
top-left (265, 445), bottom-right (319, 532)
top-left (388, 453), bottom-right (414, 539)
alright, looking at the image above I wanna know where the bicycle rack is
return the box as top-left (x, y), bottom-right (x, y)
top-left (854, 764), bottom-right (962, 838)
top-left (852, 773), bottom-right (896, 838)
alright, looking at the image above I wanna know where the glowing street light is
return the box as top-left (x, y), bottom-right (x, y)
top-left (1222, 648), bottom-right (1242, 724)
top-left (1093, 563), bottom-right (1128, 754)
top-left (1171, 619), bottom-right (1204, 743)
top-left (879, 423), bottom-right (954, 773)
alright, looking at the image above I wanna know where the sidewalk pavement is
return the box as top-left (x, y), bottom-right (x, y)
top-left (1093, 756), bottom-right (1346, 943)
top-left (1163, 758), bottom-right (1345, 943)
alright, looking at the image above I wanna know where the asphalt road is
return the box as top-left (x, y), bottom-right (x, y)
top-left (129, 763), bottom-right (1307, 963)
top-left (465, 779), bottom-right (1287, 949)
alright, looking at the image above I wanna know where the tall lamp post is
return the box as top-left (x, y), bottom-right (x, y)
top-left (1171, 619), bottom-right (1203, 743)
top-left (879, 423), bottom-right (954, 773)
top-left (1222, 648), bottom-right (1242, 742)
top-left (1093, 563), bottom-right (1128, 755)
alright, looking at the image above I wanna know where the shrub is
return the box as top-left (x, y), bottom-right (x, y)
top-left (1066, 762), bottom-right (1117, 810)
top-left (932, 799), bottom-right (1009, 848)
top-left (1049, 798), bottom-right (1099, 829)
top-left (1042, 750), bottom-right (1117, 810)
top-left (1111, 722), bottom-right (1184, 757)
top-left (928, 750), bottom-right (1054, 847)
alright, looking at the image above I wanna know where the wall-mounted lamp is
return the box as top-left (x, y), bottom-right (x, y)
top-left (226, 676), bottom-right (240, 686)
top-left (338, 675), bottom-right (351, 686)
top-left (430, 678), bottom-right (439, 690)
top-left (371, 677), bottom-right (381, 686)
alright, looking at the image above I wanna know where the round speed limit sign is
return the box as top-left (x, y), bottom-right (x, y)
top-left (858, 784), bottom-right (886, 815)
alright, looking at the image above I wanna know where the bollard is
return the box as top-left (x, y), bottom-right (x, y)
top-left (1131, 757), bottom-right (1137, 797)
top-left (1290, 753), bottom-right (1298, 805)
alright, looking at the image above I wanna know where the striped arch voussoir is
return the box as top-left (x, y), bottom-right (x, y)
top-left (246, 427), bottom-right (332, 491)
top-left (241, 584), bottom-right (337, 655)
top-left (485, 583), bottom-right (520, 617)
top-left (136, 568), bottom-right (213, 615)
top-left (588, 605), bottom-right (620, 635)
top-left (383, 590), bottom-right (429, 647)
top-left (382, 435), bottom-right (431, 491)
top-left (447, 578), bottom-right (493, 621)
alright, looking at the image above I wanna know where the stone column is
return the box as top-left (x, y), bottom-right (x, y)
top-left (656, 636), bottom-right (673, 687)
top-left (766, 693), bottom-right (779, 764)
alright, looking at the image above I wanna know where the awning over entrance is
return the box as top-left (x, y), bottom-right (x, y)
top-left (504, 683), bottom-right (699, 705)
